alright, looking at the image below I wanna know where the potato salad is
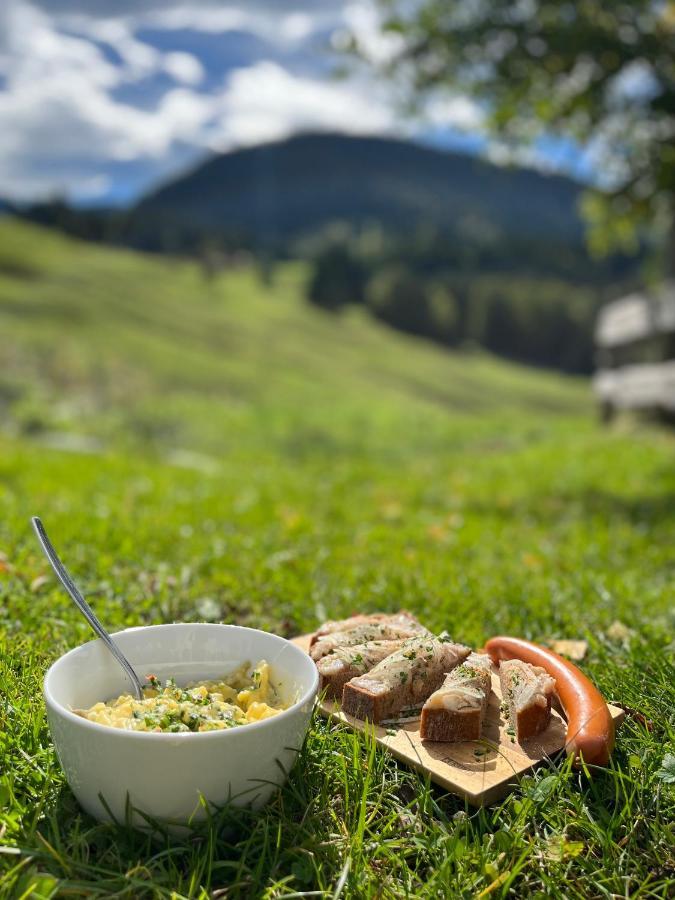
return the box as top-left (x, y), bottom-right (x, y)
top-left (74, 661), bottom-right (286, 733)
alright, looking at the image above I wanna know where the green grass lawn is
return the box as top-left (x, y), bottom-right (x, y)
top-left (0, 221), bottom-right (673, 898)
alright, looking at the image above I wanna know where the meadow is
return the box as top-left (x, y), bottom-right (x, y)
top-left (0, 220), bottom-right (673, 898)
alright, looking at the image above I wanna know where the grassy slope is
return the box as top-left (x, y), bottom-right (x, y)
top-left (0, 220), bottom-right (673, 898)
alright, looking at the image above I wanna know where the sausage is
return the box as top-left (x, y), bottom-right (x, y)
top-left (485, 636), bottom-right (615, 767)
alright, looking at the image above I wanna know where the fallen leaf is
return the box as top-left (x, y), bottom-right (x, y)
top-left (608, 702), bottom-right (654, 732)
top-left (607, 620), bottom-right (634, 642)
top-left (30, 574), bottom-right (51, 592)
top-left (545, 836), bottom-right (585, 861)
top-left (277, 506), bottom-right (303, 530)
top-left (521, 552), bottom-right (542, 570)
top-left (397, 811), bottom-right (422, 833)
top-left (380, 501), bottom-right (402, 521)
top-left (427, 523), bottom-right (448, 542)
top-left (548, 639), bottom-right (588, 661)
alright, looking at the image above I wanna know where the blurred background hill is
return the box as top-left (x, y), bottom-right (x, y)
top-left (0, 217), bottom-right (588, 456)
top-left (133, 132), bottom-right (584, 246)
top-left (10, 132), bottom-right (641, 375)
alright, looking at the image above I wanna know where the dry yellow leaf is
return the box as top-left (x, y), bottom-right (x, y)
top-left (548, 639), bottom-right (588, 661)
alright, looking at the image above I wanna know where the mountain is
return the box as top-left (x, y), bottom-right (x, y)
top-left (132, 132), bottom-right (585, 250)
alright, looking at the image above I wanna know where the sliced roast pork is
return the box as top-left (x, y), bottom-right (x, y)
top-left (316, 639), bottom-right (405, 699)
top-left (420, 652), bottom-right (493, 742)
top-left (341, 637), bottom-right (470, 723)
top-left (310, 618), bottom-right (429, 661)
top-left (499, 658), bottom-right (556, 741)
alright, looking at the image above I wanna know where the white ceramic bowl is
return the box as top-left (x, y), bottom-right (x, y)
top-left (44, 623), bottom-right (318, 827)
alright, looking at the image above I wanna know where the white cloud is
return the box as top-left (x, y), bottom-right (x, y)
top-left (2, 2), bottom-right (120, 89)
top-left (0, 3), bottom-right (216, 196)
top-left (77, 19), bottom-right (161, 80)
top-left (425, 95), bottom-right (484, 133)
top-left (278, 12), bottom-right (315, 43)
top-left (137, 5), bottom-right (340, 46)
top-left (32, 0), bottom-right (332, 19)
top-left (163, 52), bottom-right (205, 86)
top-left (52, 2), bottom-right (343, 51)
top-left (0, 0), bottom-right (401, 200)
top-left (209, 61), bottom-right (395, 150)
top-left (341, 1), bottom-right (404, 66)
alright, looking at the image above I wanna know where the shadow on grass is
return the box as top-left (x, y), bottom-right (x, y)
top-left (32, 764), bottom-right (332, 896)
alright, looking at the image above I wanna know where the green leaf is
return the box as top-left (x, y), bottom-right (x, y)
top-left (15, 871), bottom-right (59, 900)
top-left (529, 775), bottom-right (558, 803)
top-left (291, 857), bottom-right (314, 885)
top-left (656, 752), bottom-right (675, 784)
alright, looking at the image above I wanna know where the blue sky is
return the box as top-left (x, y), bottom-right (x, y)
top-left (0, 0), bottom-right (600, 206)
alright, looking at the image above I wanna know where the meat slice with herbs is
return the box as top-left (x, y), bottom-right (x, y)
top-left (341, 637), bottom-right (470, 723)
top-left (316, 639), bottom-right (405, 700)
top-left (309, 611), bottom-right (425, 649)
top-left (310, 613), bottom-right (387, 647)
top-left (499, 658), bottom-right (556, 741)
top-left (310, 619), bottom-right (429, 661)
top-left (420, 652), bottom-right (493, 742)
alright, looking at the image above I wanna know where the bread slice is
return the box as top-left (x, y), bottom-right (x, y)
top-left (310, 617), bottom-right (429, 661)
top-left (499, 658), bottom-right (556, 741)
top-left (341, 637), bottom-right (470, 723)
top-left (420, 652), bottom-right (493, 742)
top-left (316, 639), bottom-right (405, 699)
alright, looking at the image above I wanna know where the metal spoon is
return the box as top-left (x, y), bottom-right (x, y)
top-left (31, 516), bottom-right (145, 700)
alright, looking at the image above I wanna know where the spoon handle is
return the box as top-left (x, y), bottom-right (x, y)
top-left (31, 517), bottom-right (145, 700)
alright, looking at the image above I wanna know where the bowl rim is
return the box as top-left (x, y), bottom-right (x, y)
top-left (44, 622), bottom-right (319, 741)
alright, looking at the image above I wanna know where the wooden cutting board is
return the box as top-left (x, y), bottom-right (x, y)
top-left (292, 634), bottom-right (625, 806)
